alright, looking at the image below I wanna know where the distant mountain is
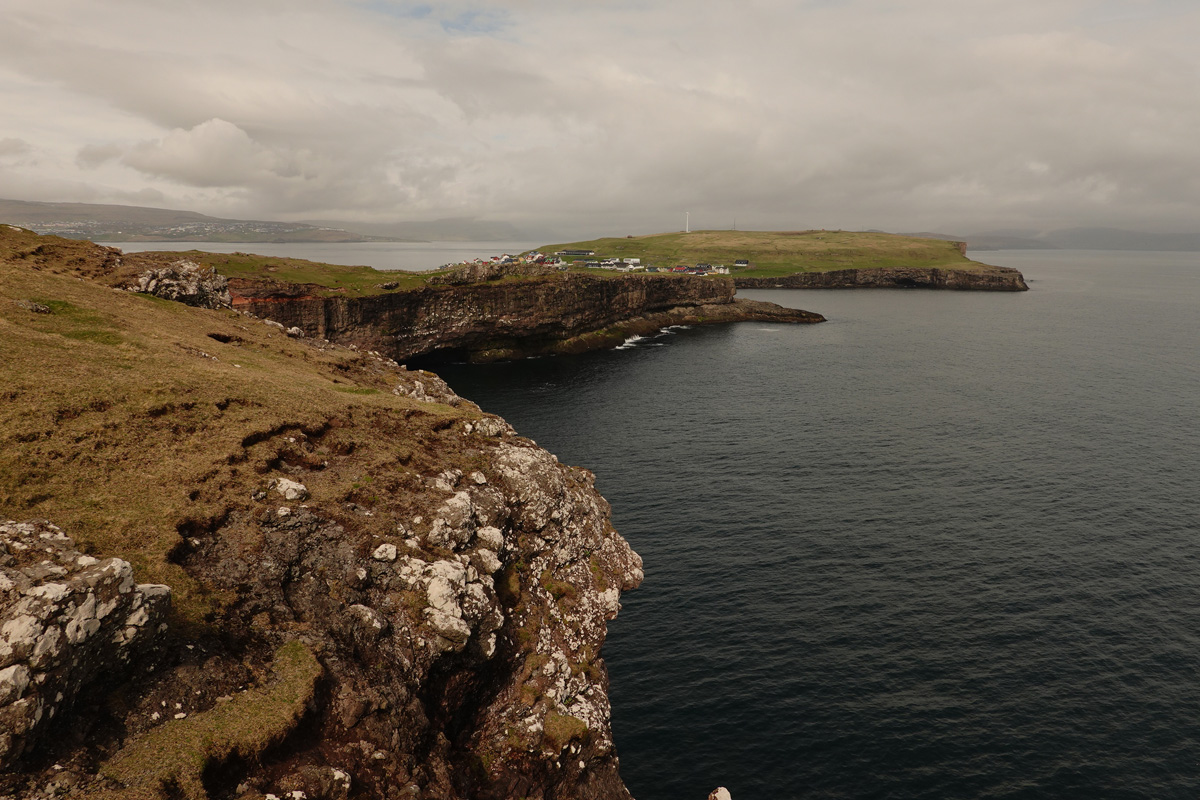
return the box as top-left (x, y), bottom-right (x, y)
top-left (301, 217), bottom-right (529, 242)
top-left (0, 199), bottom-right (402, 243)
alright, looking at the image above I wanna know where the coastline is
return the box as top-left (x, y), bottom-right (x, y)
top-left (228, 272), bottom-right (825, 363)
top-left (733, 265), bottom-right (1029, 291)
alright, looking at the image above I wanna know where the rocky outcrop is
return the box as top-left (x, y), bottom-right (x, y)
top-left (427, 260), bottom-right (556, 286)
top-left (150, 370), bottom-right (644, 799)
top-left (131, 259), bottom-right (232, 308)
top-left (734, 265), bottom-right (1028, 291)
top-left (2, 369), bottom-right (644, 800)
top-left (0, 521), bottom-right (170, 770)
top-left (229, 272), bottom-right (823, 363)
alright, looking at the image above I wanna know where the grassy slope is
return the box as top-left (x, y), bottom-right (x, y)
top-left (159, 250), bottom-right (433, 294)
top-left (538, 229), bottom-right (987, 276)
top-left (0, 226), bottom-right (477, 623)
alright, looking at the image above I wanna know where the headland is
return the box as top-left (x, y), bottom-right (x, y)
top-left (538, 229), bottom-right (1029, 291)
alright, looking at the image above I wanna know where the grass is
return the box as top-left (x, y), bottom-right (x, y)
top-left (538, 229), bottom-right (987, 276)
top-left (0, 225), bottom-right (478, 624)
top-left (542, 711), bottom-right (588, 753)
top-left (91, 640), bottom-right (321, 800)
top-left (164, 251), bottom-right (436, 296)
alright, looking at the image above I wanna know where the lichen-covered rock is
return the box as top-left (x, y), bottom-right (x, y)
top-left (427, 259), bottom-right (555, 286)
top-left (131, 259), bottom-right (232, 308)
top-left (269, 477), bottom-right (310, 502)
top-left (0, 520), bottom-right (170, 769)
top-left (165, 369), bottom-right (643, 800)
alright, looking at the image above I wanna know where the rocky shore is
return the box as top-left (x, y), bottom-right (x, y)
top-left (733, 265), bottom-right (1029, 291)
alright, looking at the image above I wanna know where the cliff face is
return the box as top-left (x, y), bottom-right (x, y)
top-left (229, 273), bottom-right (821, 362)
top-left (734, 265), bottom-right (1029, 291)
top-left (0, 227), bottom-right (647, 800)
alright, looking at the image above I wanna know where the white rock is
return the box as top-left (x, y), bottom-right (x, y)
top-left (475, 526), bottom-right (504, 551)
top-left (0, 665), bottom-right (30, 705)
top-left (372, 543), bottom-right (398, 562)
top-left (473, 549), bottom-right (502, 575)
top-left (425, 608), bottom-right (471, 643)
top-left (26, 583), bottom-right (70, 603)
top-left (426, 577), bottom-right (459, 615)
top-left (269, 478), bottom-right (309, 502)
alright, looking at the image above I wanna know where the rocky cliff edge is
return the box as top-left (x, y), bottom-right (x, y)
top-left (0, 226), bottom-right (644, 800)
top-left (733, 265), bottom-right (1028, 291)
top-left (227, 272), bottom-right (824, 363)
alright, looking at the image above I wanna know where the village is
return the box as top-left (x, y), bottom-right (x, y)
top-left (440, 248), bottom-right (743, 276)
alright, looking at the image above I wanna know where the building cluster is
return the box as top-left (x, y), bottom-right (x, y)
top-left (441, 251), bottom-right (565, 269)
top-left (443, 249), bottom-right (748, 277)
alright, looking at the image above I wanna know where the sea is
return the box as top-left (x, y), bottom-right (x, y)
top-left (435, 250), bottom-right (1200, 800)
top-left (122, 242), bottom-right (1200, 799)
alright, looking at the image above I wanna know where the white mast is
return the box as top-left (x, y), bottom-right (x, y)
top-left (685, 211), bottom-right (690, 233)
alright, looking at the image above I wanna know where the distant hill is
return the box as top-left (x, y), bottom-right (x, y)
top-left (908, 227), bottom-right (1200, 252)
top-left (0, 199), bottom-right (402, 243)
top-left (301, 217), bottom-right (529, 242)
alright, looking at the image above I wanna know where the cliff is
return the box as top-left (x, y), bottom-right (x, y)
top-left (0, 226), bottom-right (645, 799)
top-left (733, 265), bottom-right (1029, 291)
top-left (228, 272), bottom-right (824, 363)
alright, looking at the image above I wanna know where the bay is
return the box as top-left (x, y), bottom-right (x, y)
top-left (434, 251), bottom-right (1200, 799)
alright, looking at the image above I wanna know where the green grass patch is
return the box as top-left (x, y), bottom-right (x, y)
top-left (542, 711), bottom-right (588, 753)
top-left (0, 226), bottom-right (481, 623)
top-left (92, 640), bottom-right (321, 800)
top-left (538, 229), bottom-right (985, 276)
top-left (172, 251), bottom-right (439, 296)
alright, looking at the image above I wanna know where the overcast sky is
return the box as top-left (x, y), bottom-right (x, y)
top-left (2, 0), bottom-right (1199, 238)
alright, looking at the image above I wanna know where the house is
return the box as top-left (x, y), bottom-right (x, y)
top-left (734, 259), bottom-right (750, 268)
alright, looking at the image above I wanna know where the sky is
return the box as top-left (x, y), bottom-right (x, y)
top-left (2, 0), bottom-right (1199, 239)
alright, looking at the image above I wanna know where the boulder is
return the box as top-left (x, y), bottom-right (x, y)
top-left (132, 259), bottom-right (232, 309)
top-left (0, 521), bottom-right (170, 769)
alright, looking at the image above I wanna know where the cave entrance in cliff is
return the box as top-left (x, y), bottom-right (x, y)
top-left (403, 347), bottom-right (473, 369)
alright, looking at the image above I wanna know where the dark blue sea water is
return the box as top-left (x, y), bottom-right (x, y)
top-left (435, 251), bottom-right (1200, 800)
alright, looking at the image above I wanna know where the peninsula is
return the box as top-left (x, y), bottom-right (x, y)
top-left (539, 229), bottom-right (1030, 290)
top-left (82, 235), bottom-right (825, 364)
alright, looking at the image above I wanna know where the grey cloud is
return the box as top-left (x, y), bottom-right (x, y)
top-left (76, 143), bottom-right (123, 169)
top-left (0, 138), bottom-right (32, 159)
top-left (2, 0), bottom-right (1200, 235)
